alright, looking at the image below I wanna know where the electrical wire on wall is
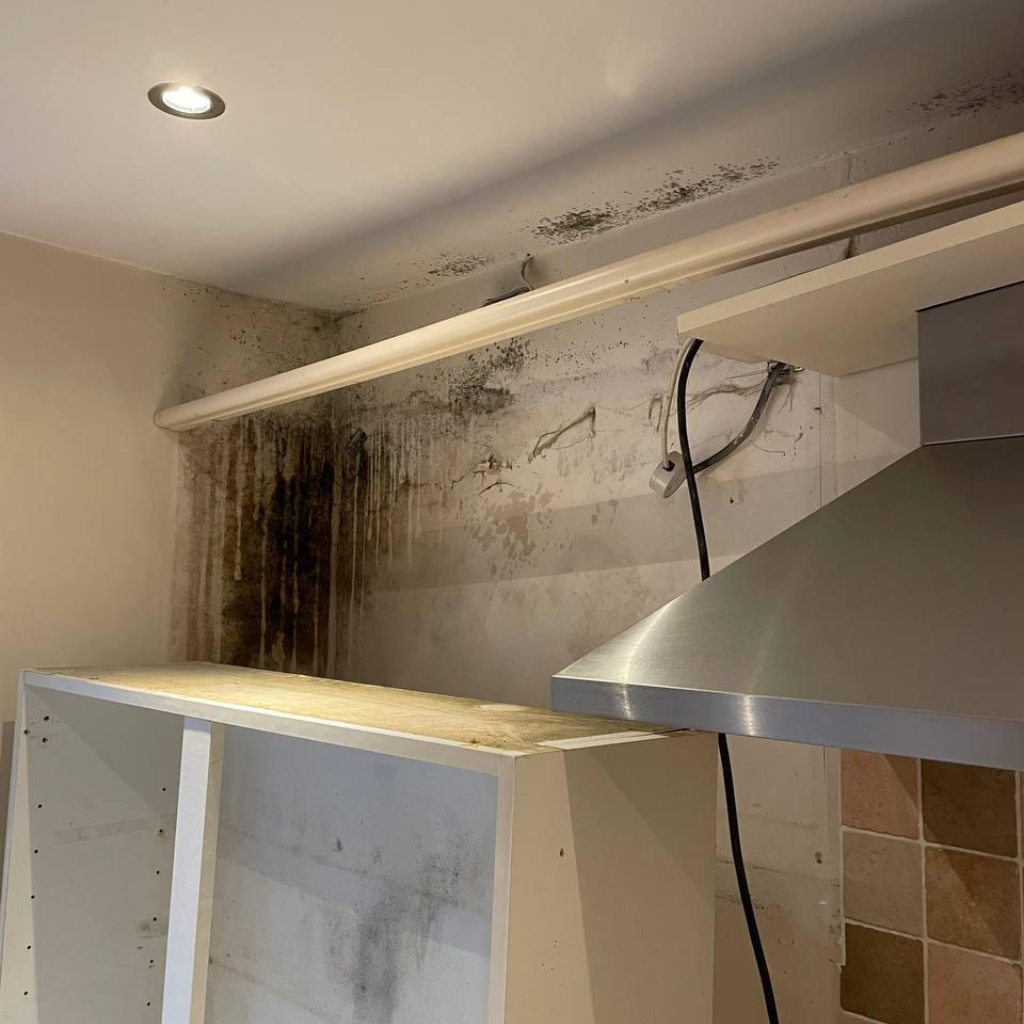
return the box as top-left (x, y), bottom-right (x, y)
top-left (659, 336), bottom-right (790, 1024)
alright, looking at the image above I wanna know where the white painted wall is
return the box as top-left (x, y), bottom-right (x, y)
top-left (210, 731), bottom-right (497, 1024)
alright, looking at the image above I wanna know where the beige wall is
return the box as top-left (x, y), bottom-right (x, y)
top-left (0, 231), bottom-right (341, 726)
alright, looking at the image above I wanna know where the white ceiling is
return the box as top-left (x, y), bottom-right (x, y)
top-left (3, 0), bottom-right (1023, 310)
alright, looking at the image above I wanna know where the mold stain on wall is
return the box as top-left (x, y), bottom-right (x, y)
top-left (178, 402), bottom-right (422, 681)
top-left (180, 412), bottom-right (339, 675)
top-left (173, 281), bottom-right (840, 1024)
top-left (177, 330), bottom-right (613, 680)
top-left (178, 318), bottom-right (816, 691)
top-left (179, 393), bottom-right (488, 680)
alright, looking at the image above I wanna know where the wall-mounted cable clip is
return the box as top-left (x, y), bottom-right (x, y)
top-left (649, 349), bottom-right (797, 498)
top-left (482, 256), bottom-right (534, 306)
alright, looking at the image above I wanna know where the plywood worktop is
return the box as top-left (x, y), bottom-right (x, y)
top-left (28, 662), bottom-right (667, 756)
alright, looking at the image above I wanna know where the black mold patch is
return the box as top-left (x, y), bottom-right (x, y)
top-left (182, 416), bottom-right (338, 674)
top-left (915, 71), bottom-right (1024, 119)
top-left (180, 412), bottom-right (400, 678)
top-left (428, 252), bottom-right (498, 278)
top-left (448, 336), bottom-right (533, 411)
top-left (484, 335), bottom-right (532, 376)
top-left (449, 383), bottom-right (515, 415)
top-left (633, 159), bottom-right (781, 217)
top-left (532, 205), bottom-right (627, 244)
top-left (531, 159), bottom-right (780, 245)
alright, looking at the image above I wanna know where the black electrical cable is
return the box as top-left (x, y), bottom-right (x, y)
top-left (675, 339), bottom-right (711, 580)
top-left (693, 360), bottom-right (792, 474)
top-left (676, 337), bottom-right (781, 1024)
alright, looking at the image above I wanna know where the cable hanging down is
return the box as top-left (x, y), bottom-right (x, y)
top-left (675, 336), bottom-right (782, 1024)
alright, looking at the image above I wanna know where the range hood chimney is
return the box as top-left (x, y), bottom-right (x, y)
top-left (553, 282), bottom-right (1024, 770)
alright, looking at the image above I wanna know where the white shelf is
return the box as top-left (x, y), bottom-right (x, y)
top-left (677, 199), bottom-right (1024, 376)
top-left (0, 664), bottom-right (716, 1024)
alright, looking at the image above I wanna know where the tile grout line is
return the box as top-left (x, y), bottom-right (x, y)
top-left (845, 758), bottom-right (1024, 1024)
top-left (838, 777), bottom-right (888, 1024)
top-left (1011, 770), bottom-right (1019, 1024)
top-left (846, 916), bottom-right (1024, 969)
top-left (839, 752), bottom-right (849, 1018)
top-left (843, 823), bottom-right (1023, 864)
top-left (918, 759), bottom-right (929, 1024)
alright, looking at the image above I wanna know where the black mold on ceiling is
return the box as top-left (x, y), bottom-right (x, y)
top-left (428, 252), bottom-right (499, 279)
top-left (532, 206), bottom-right (625, 245)
top-left (531, 158), bottom-right (781, 245)
top-left (401, 158), bottom-right (785, 286)
top-left (914, 70), bottom-right (1024, 119)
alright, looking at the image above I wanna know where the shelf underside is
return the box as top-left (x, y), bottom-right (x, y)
top-left (677, 199), bottom-right (1024, 375)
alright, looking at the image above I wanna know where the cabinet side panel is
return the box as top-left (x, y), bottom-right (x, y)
top-left (505, 732), bottom-right (717, 1024)
top-left (207, 728), bottom-right (497, 1024)
top-left (0, 686), bottom-right (181, 1022)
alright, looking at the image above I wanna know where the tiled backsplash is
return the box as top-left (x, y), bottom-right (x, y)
top-left (840, 752), bottom-right (1024, 1024)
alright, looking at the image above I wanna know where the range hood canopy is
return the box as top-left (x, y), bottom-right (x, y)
top-left (553, 276), bottom-right (1024, 770)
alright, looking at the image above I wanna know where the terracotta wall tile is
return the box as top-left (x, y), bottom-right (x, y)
top-left (923, 760), bottom-right (1017, 856)
top-left (926, 847), bottom-right (1021, 959)
top-left (840, 923), bottom-right (924, 1024)
top-left (842, 750), bottom-right (919, 838)
top-left (843, 830), bottom-right (922, 935)
top-left (929, 943), bottom-right (1022, 1024)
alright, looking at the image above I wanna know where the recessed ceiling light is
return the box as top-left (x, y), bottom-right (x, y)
top-left (148, 83), bottom-right (226, 120)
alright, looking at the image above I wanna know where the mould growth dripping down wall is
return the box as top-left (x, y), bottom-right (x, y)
top-left (178, 412), bottom-right (338, 674)
top-left (176, 400), bottom-right (423, 680)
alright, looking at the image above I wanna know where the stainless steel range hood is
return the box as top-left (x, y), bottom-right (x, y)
top-left (553, 280), bottom-right (1024, 769)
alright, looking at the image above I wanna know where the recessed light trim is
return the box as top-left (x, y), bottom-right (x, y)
top-left (148, 83), bottom-right (226, 120)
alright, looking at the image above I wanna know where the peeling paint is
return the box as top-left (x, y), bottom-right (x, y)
top-left (452, 453), bottom-right (514, 489)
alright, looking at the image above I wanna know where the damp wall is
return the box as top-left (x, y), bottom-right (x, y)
top-left (170, 103), bottom-right (1022, 1023)
top-left (318, 276), bottom-right (920, 1024)
top-left (173, 289), bottom-right (915, 1023)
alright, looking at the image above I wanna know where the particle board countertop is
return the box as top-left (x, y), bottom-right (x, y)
top-left (22, 663), bottom-right (675, 771)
